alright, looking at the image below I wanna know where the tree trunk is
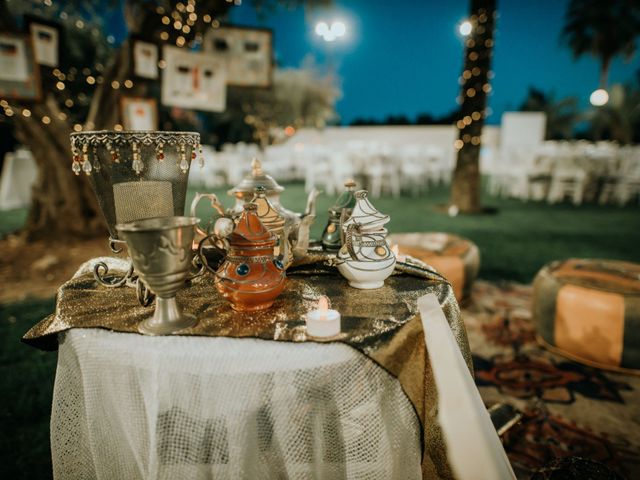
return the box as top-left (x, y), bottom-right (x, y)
top-left (7, 1), bottom-right (227, 241)
top-left (13, 98), bottom-right (105, 240)
top-left (17, 38), bottom-right (147, 240)
top-left (599, 56), bottom-right (611, 88)
top-left (451, 0), bottom-right (497, 213)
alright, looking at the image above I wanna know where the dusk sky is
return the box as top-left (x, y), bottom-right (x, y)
top-left (230, 0), bottom-right (639, 125)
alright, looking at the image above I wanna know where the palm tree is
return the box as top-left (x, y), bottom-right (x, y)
top-left (450, 0), bottom-right (497, 213)
top-left (561, 0), bottom-right (640, 87)
top-left (588, 81), bottom-right (640, 144)
top-left (518, 87), bottom-right (580, 140)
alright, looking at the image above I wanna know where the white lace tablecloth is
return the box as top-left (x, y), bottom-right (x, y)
top-left (51, 328), bottom-right (422, 479)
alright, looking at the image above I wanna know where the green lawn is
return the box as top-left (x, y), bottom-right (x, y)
top-left (0, 298), bottom-right (56, 479)
top-left (1, 182), bottom-right (639, 478)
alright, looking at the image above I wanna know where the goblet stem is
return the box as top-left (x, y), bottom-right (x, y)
top-left (138, 296), bottom-right (197, 336)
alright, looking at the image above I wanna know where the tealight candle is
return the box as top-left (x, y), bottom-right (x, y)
top-left (306, 296), bottom-right (341, 338)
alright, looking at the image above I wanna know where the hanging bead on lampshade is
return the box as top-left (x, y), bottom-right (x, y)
top-left (71, 147), bottom-right (82, 175)
top-left (108, 142), bottom-right (119, 163)
top-left (179, 144), bottom-right (189, 173)
top-left (132, 142), bottom-right (144, 174)
top-left (81, 144), bottom-right (92, 175)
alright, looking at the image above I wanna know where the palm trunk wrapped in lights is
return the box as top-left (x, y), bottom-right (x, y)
top-left (451, 0), bottom-right (497, 213)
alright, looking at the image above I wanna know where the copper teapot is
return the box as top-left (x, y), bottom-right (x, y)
top-left (198, 204), bottom-right (286, 311)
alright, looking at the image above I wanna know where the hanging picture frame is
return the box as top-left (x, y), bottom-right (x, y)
top-left (204, 25), bottom-right (273, 88)
top-left (120, 97), bottom-right (158, 130)
top-left (161, 45), bottom-right (227, 112)
top-left (0, 33), bottom-right (41, 101)
top-left (132, 38), bottom-right (159, 80)
top-left (24, 15), bottom-right (62, 68)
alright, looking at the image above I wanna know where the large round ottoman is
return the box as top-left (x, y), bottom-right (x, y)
top-left (388, 232), bottom-right (480, 302)
top-left (533, 259), bottom-right (640, 372)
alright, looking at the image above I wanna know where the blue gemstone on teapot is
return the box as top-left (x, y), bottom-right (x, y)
top-left (236, 264), bottom-right (250, 276)
top-left (273, 258), bottom-right (284, 270)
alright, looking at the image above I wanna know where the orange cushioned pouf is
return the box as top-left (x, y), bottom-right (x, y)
top-left (388, 232), bottom-right (480, 302)
top-left (533, 259), bottom-right (640, 373)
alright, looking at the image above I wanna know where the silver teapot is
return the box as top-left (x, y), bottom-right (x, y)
top-left (191, 157), bottom-right (319, 261)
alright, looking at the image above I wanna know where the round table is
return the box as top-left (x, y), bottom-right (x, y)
top-left (51, 328), bottom-right (422, 480)
top-left (389, 232), bottom-right (480, 302)
top-left (533, 258), bottom-right (640, 373)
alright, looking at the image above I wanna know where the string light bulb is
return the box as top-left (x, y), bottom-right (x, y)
top-left (590, 88), bottom-right (609, 106)
top-left (458, 20), bottom-right (472, 36)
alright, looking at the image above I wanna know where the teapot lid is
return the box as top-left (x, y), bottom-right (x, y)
top-left (228, 203), bottom-right (276, 247)
top-left (342, 190), bottom-right (390, 230)
top-left (228, 158), bottom-right (285, 197)
top-left (329, 179), bottom-right (357, 215)
top-left (253, 187), bottom-right (286, 231)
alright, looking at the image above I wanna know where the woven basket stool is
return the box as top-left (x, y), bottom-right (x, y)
top-left (388, 232), bottom-right (480, 302)
top-left (533, 259), bottom-right (640, 373)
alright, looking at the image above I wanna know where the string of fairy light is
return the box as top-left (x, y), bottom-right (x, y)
top-left (453, 8), bottom-right (496, 152)
top-left (0, 0), bottom-right (240, 130)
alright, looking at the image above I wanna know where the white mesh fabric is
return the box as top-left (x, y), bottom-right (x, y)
top-left (51, 329), bottom-right (422, 479)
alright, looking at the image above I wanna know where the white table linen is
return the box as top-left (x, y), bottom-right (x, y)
top-left (51, 328), bottom-right (422, 479)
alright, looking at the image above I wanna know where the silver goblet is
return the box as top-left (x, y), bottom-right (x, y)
top-left (116, 216), bottom-right (200, 335)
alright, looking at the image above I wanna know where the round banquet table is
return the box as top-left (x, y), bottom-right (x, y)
top-left (51, 328), bottom-right (422, 480)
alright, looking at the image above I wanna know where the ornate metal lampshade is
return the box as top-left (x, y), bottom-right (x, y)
top-left (69, 130), bottom-right (202, 241)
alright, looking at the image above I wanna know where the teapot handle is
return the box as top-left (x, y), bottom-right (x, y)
top-left (190, 192), bottom-right (226, 238)
top-left (197, 232), bottom-right (230, 275)
top-left (338, 208), bottom-right (352, 247)
top-left (343, 223), bottom-right (360, 261)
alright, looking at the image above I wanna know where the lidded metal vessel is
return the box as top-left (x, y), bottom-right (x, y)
top-left (213, 203), bottom-right (286, 311)
top-left (228, 158), bottom-right (288, 218)
top-left (226, 157), bottom-right (319, 259)
top-left (322, 180), bottom-right (357, 251)
top-left (252, 186), bottom-right (292, 267)
top-left (336, 190), bottom-right (396, 290)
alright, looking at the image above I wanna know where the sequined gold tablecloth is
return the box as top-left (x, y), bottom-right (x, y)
top-left (24, 259), bottom-right (471, 478)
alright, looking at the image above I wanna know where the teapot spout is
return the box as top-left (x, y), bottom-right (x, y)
top-left (304, 188), bottom-right (321, 217)
top-left (292, 214), bottom-right (315, 259)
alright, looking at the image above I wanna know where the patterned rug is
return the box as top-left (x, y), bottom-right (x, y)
top-left (463, 281), bottom-right (640, 480)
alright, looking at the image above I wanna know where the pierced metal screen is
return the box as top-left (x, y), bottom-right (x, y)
top-left (113, 181), bottom-right (174, 225)
top-left (69, 131), bottom-right (201, 240)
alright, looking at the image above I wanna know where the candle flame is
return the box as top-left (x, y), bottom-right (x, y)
top-left (318, 296), bottom-right (330, 321)
top-left (391, 243), bottom-right (399, 257)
